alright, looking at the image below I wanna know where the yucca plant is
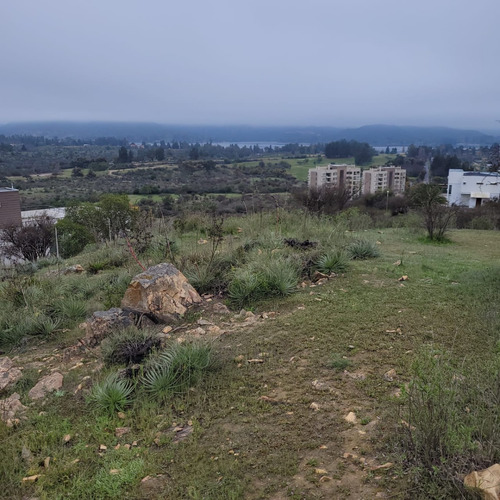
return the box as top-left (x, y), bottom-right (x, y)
top-left (54, 297), bottom-right (87, 323)
top-left (142, 342), bottom-right (213, 400)
top-left (347, 239), bottom-right (380, 260)
top-left (88, 374), bottom-right (135, 414)
top-left (31, 315), bottom-right (61, 336)
top-left (228, 268), bottom-right (262, 308)
top-left (316, 250), bottom-right (349, 274)
top-left (260, 258), bottom-right (299, 297)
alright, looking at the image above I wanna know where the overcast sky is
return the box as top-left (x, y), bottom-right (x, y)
top-left (2, 0), bottom-right (500, 129)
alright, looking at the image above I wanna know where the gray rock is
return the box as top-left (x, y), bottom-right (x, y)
top-left (0, 392), bottom-right (27, 421)
top-left (85, 308), bottom-right (134, 347)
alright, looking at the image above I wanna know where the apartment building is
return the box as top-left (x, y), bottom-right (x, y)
top-left (362, 166), bottom-right (406, 195)
top-left (308, 164), bottom-right (362, 198)
top-left (447, 169), bottom-right (500, 207)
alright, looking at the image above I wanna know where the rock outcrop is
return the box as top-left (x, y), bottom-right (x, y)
top-left (464, 464), bottom-right (500, 500)
top-left (85, 308), bottom-right (134, 346)
top-left (121, 263), bottom-right (202, 323)
top-left (0, 392), bottom-right (27, 422)
top-left (28, 372), bottom-right (64, 400)
top-left (0, 357), bottom-right (22, 391)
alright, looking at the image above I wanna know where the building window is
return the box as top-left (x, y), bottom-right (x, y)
top-left (448, 185), bottom-right (452, 195)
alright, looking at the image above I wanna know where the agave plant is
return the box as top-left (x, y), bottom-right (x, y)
top-left (88, 374), bottom-right (135, 414)
top-left (142, 342), bottom-right (213, 400)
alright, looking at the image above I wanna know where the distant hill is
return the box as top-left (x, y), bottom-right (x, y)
top-left (0, 121), bottom-right (497, 146)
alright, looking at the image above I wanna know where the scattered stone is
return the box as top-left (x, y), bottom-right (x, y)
top-left (115, 427), bottom-right (131, 438)
top-left (247, 359), bottom-right (264, 363)
top-left (186, 327), bottom-right (205, 337)
top-left (123, 444), bottom-right (131, 450)
top-left (343, 453), bottom-right (359, 460)
top-left (0, 393), bottom-right (27, 422)
top-left (117, 412), bottom-right (126, 419)
top-left (309, 402), bottom-right (320, 411)
top-left (315, 468), bottom-right (328, 475)
top-left (110, 469), bottom-right (120, 475)
top-left (114, 444), bottom-right (121, 450)
top-left (22, 475), bottom-right (42, 482)
top-left (197, 239), bottom-right (208, 245)
top-left (398, 275), bottom-right (409, 281)
top-left (393, 260), bottom-right (401, 266)
top-left (207, 325), bottom-right (222, 335)
top-left (319, 476), bottom-right (332, 482)
top-left (21, 446), bottom-right (32, 462)
top-left (85, 308), bottom-right (134, 347)
top-left (63, 434), bottom-right (72, 443)
top-left (44, 457), bottom-right (50, 469)
top-left (0, 357), bottom-right (22, 391)
top-left (371, 462), bottom-right (394, 471)
top-left (383, 369), bottom-right (397, 382)
top-left (121, 263), bottom-right (202, 323)
top-left (74, 376), bottom-right (91, 395)
top-left (234, 355), bottom-right (245, 363)
top-left (312, 380), bottom-right (330, 391)
top-left (63, 264), bottom-right (85, 274)
top-left (343, 370), bottom-right (366, 381)
top-left (464, 464), bottom-right (500, 500)
top-left (28, 372), bottom-right (63, 400)
top-left (132, 441), bottom-right (138, 447)
top-left (312, 271), bottom-right (329, 283)
top-left (212, 303), bottom-right (230, 315)
top-left (344, 412), bottom-right (357, 424)
top-left (197, 319), bottom-right (212, 326)
top-left (319, 445), bottom-right (328, 450)
top-left (99, 444), bottom-right (107, 451)
top-left (162, 326), bottom-right (173, 334)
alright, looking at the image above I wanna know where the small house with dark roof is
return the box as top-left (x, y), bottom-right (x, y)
top-left (0, 187), bottom-right (22, 229)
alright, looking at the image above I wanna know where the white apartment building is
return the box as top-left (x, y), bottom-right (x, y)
top-left (447, 169), bottom-right (500, 207)
top-left (362, 166), bottom-right (406, 195)
top-left (308, 164), bottom-right (362, 198)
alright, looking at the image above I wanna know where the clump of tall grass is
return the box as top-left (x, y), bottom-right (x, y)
top-left (347, 239), bottom-right (380, 260)
top-left (316, 250), bottom-right (350, 274)
top-left (101, 327), bottom-right (161, 366)
top-left (228, 257), bottom-right (299, 308)
top-left (142, 341), bottom-right (213, 400)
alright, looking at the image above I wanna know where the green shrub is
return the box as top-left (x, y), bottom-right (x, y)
top-left (88, 374), bottom-right (135, 414)
top-left (101, 327), bottom-right (161, 366)
top-left (260, 258), bottom-right (299, 297)
top-left (347, 239), bottom-right (380, 260)
top-left (329, 353), bottom-right (352, 371)
top-left (56, 218), bottom-right (95, 258)
top-left (142, 342), bottom-right (213, 400)
top-left (397, 348), bottom-right (500, 497)
top-left (316, 250), bottom-right (349, 274)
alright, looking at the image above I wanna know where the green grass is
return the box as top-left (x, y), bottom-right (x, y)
top-left (1, 216), bottom-right (499, 498)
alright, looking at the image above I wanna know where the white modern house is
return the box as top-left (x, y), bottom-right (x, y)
top-left (447, 169), bottom-right (500, 207)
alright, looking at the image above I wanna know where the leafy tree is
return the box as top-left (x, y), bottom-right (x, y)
top-left (488, 143), bottom-right (500, 172)
top-left (117, 146), bottom-right (129, 163)
top-left (55, 218), bottom-right (95, 257)
top-left (410, 184), bottom-right (455, 240)
top-left (155, 147), bottom-right (165, 161)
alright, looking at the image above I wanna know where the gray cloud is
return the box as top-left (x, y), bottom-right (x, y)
top-left (2, 0), bottom-right (500, 128)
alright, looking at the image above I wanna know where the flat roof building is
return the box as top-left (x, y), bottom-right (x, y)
top-left (308, 164), bottom-right (362, 198)
top-left (362, 166), bottom-right (406, 195)
top-left (447, 169), bottom-right (500, 207)
top-left (0, 188), bottom-right (22, 229)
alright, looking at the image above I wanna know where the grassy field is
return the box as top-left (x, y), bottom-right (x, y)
top-left (1, 212), bottom-right (498, 499)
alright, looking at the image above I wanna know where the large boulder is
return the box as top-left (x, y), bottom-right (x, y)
top-left (85, 308), bottom-right (134, 346)
top-left (0, 357), bottom-right (22, 391)
top-left (121, 263), bottom-right (202, 323)
top-left (464, 464), bottom-right (500, 500)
